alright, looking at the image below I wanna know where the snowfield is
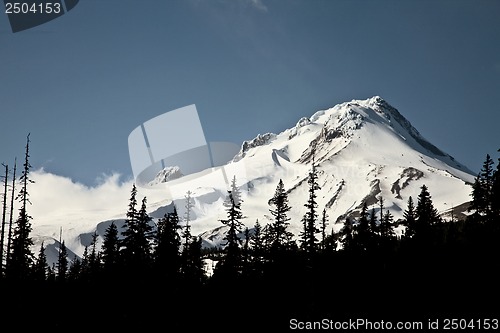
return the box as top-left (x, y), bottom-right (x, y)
top-left (25, 96), bottom-right (475, 264)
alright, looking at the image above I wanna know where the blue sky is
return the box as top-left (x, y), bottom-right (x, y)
top-left (1, 0), bottom-right (499, 187)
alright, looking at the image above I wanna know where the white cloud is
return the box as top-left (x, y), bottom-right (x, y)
top-left (22, 169), bottom-right (170, 240)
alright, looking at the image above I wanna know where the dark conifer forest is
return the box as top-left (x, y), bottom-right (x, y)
top-left (1, 136), bottom-right (499, 331)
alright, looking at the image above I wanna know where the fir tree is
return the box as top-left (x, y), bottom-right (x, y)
top-left (492, 149), bottom-right (500, 219)
top-left (268, 179), bottom-right (293, 252)
top-left (5, 159), bottom-right (16, 272)
top-left (380, 210), bottom-right (396, 239)
top-left (341, 217), bottom-right (354, 252)
top-left (403, 196), bottom-right (417, 238)
top-left (378, 196), bottom-right (385, 223)
top-left (469, 154), bottom-right (495, 219)
top-left (249, 219), bottom-right (265, 276)
top-left (299, 162), bottom-right (320, 255)
top-left (242, 227), bottom-right (251, 272)
top-left (185, 236), bottom-right (206, 285)
top-left (354, 201), bottom-right (370, 252)
top-left (320, 208), bottom-right (329, 251)
top-left (415, 185), bottom-right (440, 242)
top-left (57, 240), bottom-right (68, 282)
top-left (7, 134), bottom-right (35, 281)
top-left (121, 187), bottom-right (154, 272)
top-left (0, 163), bottom-right (8, 277)
top-left (228, 175), bottom-right (243, 207)
top-left (68, 255), bottom-right (82, 281)
top-left (216, 191), bottom-right (244, 279)
top-left (181, 191), bottom-right (194, 258)
top-left (32, 242), bottom-right (48, 282)
top-left (155, 210), bottom-right (181, 280)
top-left (80, 246), bottom-right (89, 279)
top-left (369, 207), bottom-right (379, 246)
top-left (101, 221), bottom-right (120, 275)
top-left (87, 231), bottom-right (101, 280)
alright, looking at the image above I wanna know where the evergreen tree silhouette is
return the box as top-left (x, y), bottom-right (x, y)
top-left (403, 196), bottom-right (417, 238)
top-left (380, 210), bottom-right (396, 241)
top-left (320, 208), bottom-right (329, 251)
top-left (32, 242), bottom-right (48, 282)
top-left (249, 219), bottom-right (265, 278)
top-left (214, 191), bottom-right (243, 281)
top-left (87, 231), bottom-right (101, 280)
top-left (5, 159), bottom-right (16, 273)
top-left (185, 236), bottom-right (206, 286)
top-left (121, 186), bottom-right (154, 275)
top-left (470, 154), bottom-right (496, 222)
top-left (340, 217), bottom-right (354, 252)
top-left (101, 221), bottom-right (120, 277)
top-left (0, 164), bottom-right (9, 277)
top-left (227, 175), bottom-right (243, 207)
top-left (354, 201), bottom-right (370, 252)
top-left (56, 240), bottom-right (68, 282)
top-left (268, 179), bottom-right (294, 253)
top-left (7, 134), bottom-right (34, 281)
top-left (155, 210), bottom-right (181, 281)
top-left (415, 185), bottom-right (440, 245)
top-left (299, 162), bottom-right (320, 255)
top-left (67, 255), bottom-right (82, 281)
top-left (369, 207), bottom-right (379, 248)
top-left (492, 149), bottom-right (500, 219)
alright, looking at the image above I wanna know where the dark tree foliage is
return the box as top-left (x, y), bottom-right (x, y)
top-left (56, 240), bottom-right (68, 282)
top-left (86, 231), bottom-right (101, 280)
top-left (101, 221), bottom-right (120, 276)
top-left (268, 179), bottom-right (294, 253)
top-left (32, 242), bottom-right (48, 282)
top-left (379, 210), bottom-right (395, 240)
top-left (320, 208), bottom-right (329, 251)
top-left (470, 154), bottom-right (495, 219)
top-left (7, 134), bottom-right (34, 281)
top-left (121, 190), bottom-right (154, 273)
top-left (183, 236), bottom-right (206, 286)
top-left (0, 164), bottom-right (9, 277)
top-left (249, 219), bottom-right (265, 278)
top-left (214, 191), bottom-right (243, 281)
top-left (492, 150), bottom-right (500, 219)
top-left (2, 135), bottom-right (499, 331)
top-left (340, 217), bottom-right (354, 252)
top-left (353, 201), bottom-right (370, 253)
top-left (403, 196), bottom-right (416, 238)
top-left (155, 210), bottom-right (181, 280)
top-left (415, 185), bottom-right (440, 234)
top-left (67, 255), bottom-right (82, 281)
top-left (299, 162), bottom-right (320, 255)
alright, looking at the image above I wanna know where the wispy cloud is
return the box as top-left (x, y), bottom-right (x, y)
top-left (25, 169), bottom-right (168, 232)
top-left (248, 0), bottom-right (268, 12)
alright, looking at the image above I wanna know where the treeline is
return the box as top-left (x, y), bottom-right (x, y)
top-left (1, 136), bottom-right (499, 330)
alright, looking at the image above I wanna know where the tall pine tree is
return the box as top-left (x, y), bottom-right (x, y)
top-left (300, 162), bottom-right (320, 255)
top-left (215, 191), bottom-right (244, 280)
top-left (121, 186), bottom-right (154, 275)
top-left (7, 134), bottom-right (35, 281)
top-left (101, 221), bottom-right (120, 276)
top-left (268, 179), bottom-right (294, 252)
top-left (155, 210), bottom-right (181, 281)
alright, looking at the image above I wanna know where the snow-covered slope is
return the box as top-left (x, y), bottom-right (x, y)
top-left (29, 96), bottom-right (476, 262)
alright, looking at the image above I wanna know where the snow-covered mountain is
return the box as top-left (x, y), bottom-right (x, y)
top-left (30, 96), bottom-right (476, 264)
